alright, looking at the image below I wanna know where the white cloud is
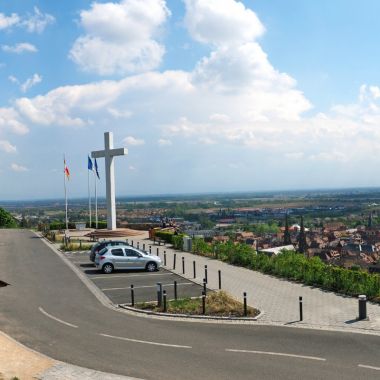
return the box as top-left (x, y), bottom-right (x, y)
top-left (0, 140), bottom-right (17, 153)
top-left (184, 0), bottom-right (264, 46)
top-left (8, 75), bottom-right (19, 84)
top-left (20, 73), bottom-right (42, 93)
top-left (2, 43), bottom-right (38, 54)
top-left (21, 7), bottom-right (55, 33)
top-left (285, 152), bottom-right (304, 160)
top-left (107, 107), bottom-right (132, 119)
top-left (0, 108), bottom-right (28, 135)
top-left (11, 163), bottom-right (28, 172)
top-left (0, 13), bottom-right (20, 30)
top-left (0, 8), bottom-right (54, 33)
top-left (209, 113), bottom-right (230, 123)
top-left (158, 138), bottom-right (172, 146)
top-left (128, 165), bottom-right (137, 171)
top-left (123, 136), bottom-right (145, 146)
top-left (69, 0), bottom-right (170, 75)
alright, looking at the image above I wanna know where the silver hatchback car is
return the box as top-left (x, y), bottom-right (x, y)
top-left (95, 245), bottom-right (162, 274)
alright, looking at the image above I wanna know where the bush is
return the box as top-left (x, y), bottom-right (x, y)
top-left (0, 207), bottom-right (18, 228)
top-left (155, 230), bottom-right (174, 243)
top-left (190, 239), bottom-right (380, 301)
top-left (172, 234), bottom-right (186, 250)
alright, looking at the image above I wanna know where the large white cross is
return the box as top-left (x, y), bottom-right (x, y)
top-left (91, 132), bottom-right (128, 230)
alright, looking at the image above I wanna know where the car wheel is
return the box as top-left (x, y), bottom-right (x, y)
top-left (146, 262), bottom-right (157, 272)
top-left (102, 263), bottom-right (114, 274)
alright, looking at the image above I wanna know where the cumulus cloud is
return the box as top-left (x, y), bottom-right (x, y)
top-left (184, 0), bottom-right (264, 46)
top-left (20, 73), bottom-right (42, 93)
top-left (0, 108), bottom-right (28, 135)
top-left (11, 163), bottom-right (28, 172)
top-left (69, 0), bottom-right (170, 75)
top-left (0, 140), bottom-right (17, 153)
top-left (2, 43), bottom-right (38, 54)
top-left (123, 136), bottom-right (145, 146)
top-left (0, 13), bottom-right (20, 30)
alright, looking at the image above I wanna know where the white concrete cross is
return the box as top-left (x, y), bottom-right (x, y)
top-left (91, 132), bottom-right (128, 230)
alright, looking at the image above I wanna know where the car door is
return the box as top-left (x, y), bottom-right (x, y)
top-left (124, 248), bottom-right (144, 269)
top-left (110, 248), bottom-right (126, 269)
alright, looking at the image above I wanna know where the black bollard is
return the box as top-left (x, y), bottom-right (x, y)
top-left (358, 295), bottom-right (367, 320)
top-left (173, 253), bottom-right (177, 270)
top-left (157, 247), bottom-right (159, 256)
top-left (143, 243), bottom-right (145, 251)
top-left (182, 257), bottom-right (185, 274)
top-left (131, 240), bottom-right (134, 247)
top-left (174, 280), bottom-right (178, 300)
top-left (137, 242), bottom-right (140, 249)
top-left (202, 291), bottom-right (206, 315)
top-left (163, 290), bottom-right (167, 312)
top-left (203, 278), bottom-right (207, 296)
top-left (243, 292), bottom-right (247, 317)
top-left (131, 285), bottom-right (135, 307)
top-left (157, 283), bottom-right (163, 307)
top-left (193, 260), bottom-right (196, 279)
top-left (299, 296), bottom-right (303, 321)
top-left (218, 270), bottom-right (222, 290)
top-left (164, 252), bottom-right (167, 266)
top-left (205, 265), bottom-right (208, 284)
top-left (149, 246), bottom-right (152, 254)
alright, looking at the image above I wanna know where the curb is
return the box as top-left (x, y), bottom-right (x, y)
top-left (118, 304), bottom-right (264, 321)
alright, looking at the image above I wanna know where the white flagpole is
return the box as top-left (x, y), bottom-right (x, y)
top-left (95, 167), bottom-right (98, 229)
top-left (64, 156), bottom-right (68, 232)
top-left (88, 158), bottom-right (92, 229)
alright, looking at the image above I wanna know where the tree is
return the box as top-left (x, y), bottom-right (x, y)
top-left (283, 214), bottom-right (291, 245)
top-left (0, 208), bottom-right (18, 228)
top-left (297, 216), bottom-right (307, 254)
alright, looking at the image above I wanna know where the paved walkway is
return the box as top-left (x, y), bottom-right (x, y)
top-left (131, 235), bottom-right (380, 334)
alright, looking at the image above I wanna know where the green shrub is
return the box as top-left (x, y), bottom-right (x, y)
top-left (189, 239), bottom-right (380, 301)
top-left (155, 230), bottom-right (174, 243)
top-left (172, 234), bottom-right (186, 250)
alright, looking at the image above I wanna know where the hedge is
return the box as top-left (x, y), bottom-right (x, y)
top-left (154, 230), bottom-right (174, 244)
top-left (191, 239), bottom-right (380, 300)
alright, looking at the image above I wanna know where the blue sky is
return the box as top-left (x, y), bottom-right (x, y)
top-left (1, 0), bottom-right (380, 200)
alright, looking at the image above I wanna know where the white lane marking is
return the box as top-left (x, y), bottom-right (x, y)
top-left (38, 307), bottom-right (78, 329)
top-left (358, 364), bottom-right (380, 371)
top-left (226, 349), bottom-right (326, 361)
top-left (92, 273), bottom-right (173, 280)
top-left (99, 333), bottom-right (192, 349)
top-left (102, 282), bottom-right (194, 291)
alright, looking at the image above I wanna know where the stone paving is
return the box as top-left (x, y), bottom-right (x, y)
top-left (132, 235), bottom-right (380, 334)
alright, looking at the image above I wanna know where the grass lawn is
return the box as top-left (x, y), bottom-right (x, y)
top-left (136, 291), bottom-right (259, 317)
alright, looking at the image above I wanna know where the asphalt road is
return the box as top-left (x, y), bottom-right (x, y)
top-left (0, 230), bottom-right (380, 380)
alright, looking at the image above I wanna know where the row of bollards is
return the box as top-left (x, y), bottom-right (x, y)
top-left (132, 240), bottom-right (369, 321)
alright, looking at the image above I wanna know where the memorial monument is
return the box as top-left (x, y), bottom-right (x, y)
top-left (91, 132), bottom-right (128, 230)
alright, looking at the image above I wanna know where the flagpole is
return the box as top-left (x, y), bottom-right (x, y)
top-left (64, 155), bottom-right (68, 232)
top-left (88, 157), bottom-right (92, 229)
top-left (95, 169), bottom-right (98, 229)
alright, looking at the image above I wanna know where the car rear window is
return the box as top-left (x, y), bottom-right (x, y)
top-left (112, 248), bottom-right (124, 256)
top-left (98, 247), bottom-right (108, 255)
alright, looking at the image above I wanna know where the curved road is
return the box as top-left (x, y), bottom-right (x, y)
top-left (0, 230), bottom-right (379, 380)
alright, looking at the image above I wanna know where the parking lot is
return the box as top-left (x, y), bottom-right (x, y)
top-left (63, 250), bottom-right (204, 305)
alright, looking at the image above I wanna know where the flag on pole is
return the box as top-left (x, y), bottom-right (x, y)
top-left (94, 158), bottom-right (100, 179)
top-left (64, 158), bottom-right (70, 180)
top-left (88, 156), bottom-right (93, 171)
